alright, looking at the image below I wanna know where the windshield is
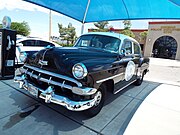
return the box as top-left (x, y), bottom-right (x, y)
top-left (74, 35), bottom-right (121, 53)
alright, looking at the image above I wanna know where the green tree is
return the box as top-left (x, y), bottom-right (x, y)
top-left (122, 20), bottom-right (131, 30)
top-left (94, 21), bottom-right (108, 29)
top-left (120, 20), bottom-right (135, 38)
top-left (121, 29), bottom-right (135, 38)
top-left (58, 23), bottom-right (76, 45)
top-left (92, 21), bottom-right (109, 32)
top-left (67, 23), bottom-right (76, 44)
top-left (140, 31), bottom-right (148, 41)
top-left (0, 21), bottom-right (30, 36)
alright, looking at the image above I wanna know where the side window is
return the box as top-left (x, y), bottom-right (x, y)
top-left (38, 41), bottom-right (55, 47)
top-left (21, 40), bottom-right (36, 46)
top-left (134, 43), bottom-right (141, 54)
top-left (121, 40), bottom-right (132, 55)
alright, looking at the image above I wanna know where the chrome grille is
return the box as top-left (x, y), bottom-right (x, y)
top-left (22, 65), bottom-right (82, 90)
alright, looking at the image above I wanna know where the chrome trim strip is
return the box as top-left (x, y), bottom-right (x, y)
top-left (114, 80), bottom-right (136, 94)
top-left (26, 71), bottom-right (72, 90)
top-left (96, 73), bottom-right (124, 84)
top-left (48, 77), bottom-right (52, 85)
top-left (23, 65), bottom-right (82, 87)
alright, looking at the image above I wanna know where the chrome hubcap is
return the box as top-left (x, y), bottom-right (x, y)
top-left (94, 91), bottom-right (102, 106)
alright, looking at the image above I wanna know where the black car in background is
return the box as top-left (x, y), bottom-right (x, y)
top-left (15, 32), bottom-right (149, 117)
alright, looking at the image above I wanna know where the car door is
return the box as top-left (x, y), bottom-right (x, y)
top-left (113, 39), bottom-right (137, 94)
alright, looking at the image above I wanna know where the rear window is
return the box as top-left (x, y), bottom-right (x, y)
top-left (38, 41), bottom-right (55, 47)
top-left (134, 43), bottom-right (141, 54)
top-left (20, 40), bottom-right (55, 47)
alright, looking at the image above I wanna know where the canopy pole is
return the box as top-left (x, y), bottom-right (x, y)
top-left (81, 23), bottom-right (85, 35)
top-left (49, 10), bottom-right (52, 41)
top-left (81, 0), bottom-right (91, 35)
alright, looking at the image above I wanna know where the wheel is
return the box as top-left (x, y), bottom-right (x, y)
top-left (134, 71), bottom-right (145, 86)
top-left (85, 84), bottom-right (106, 117)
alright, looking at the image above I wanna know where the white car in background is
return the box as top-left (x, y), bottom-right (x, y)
top-left (16, 37), bottom-right (60, 67)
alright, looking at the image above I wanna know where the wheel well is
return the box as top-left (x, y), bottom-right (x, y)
top-left (101, 79), bottom-right (114, 93)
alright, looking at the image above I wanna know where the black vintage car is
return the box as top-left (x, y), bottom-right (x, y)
top-left (15, 32), bottom-right (149, 117)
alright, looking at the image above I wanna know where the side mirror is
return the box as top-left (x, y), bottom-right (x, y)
top-left (119, 48), bottom-right (126, 58)
top-left (120, 48), bottom-right (126, 55)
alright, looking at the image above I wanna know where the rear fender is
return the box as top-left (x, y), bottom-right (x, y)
top-left (138, 57), bottom-right (150, 73)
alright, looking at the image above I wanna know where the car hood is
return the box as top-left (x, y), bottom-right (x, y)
top-left (26, 47), bottom-right (118, 77)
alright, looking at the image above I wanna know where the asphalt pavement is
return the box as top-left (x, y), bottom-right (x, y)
top-left (0, 58), bottom-right (179, 135)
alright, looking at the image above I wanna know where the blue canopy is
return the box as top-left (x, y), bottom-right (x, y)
top-left (169, 0), bottom-right (180, 6)
top-left (24, 0), bottom-right (180, 23)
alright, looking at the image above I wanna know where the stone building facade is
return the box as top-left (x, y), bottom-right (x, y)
top-left (144, 21), bottom-right (180, 60)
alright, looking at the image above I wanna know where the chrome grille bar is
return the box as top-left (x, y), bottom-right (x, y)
top-left (17, 65), bottom-right (97, 96)
top-left (26, 71), bottom-right (73, 90)
top-left (23, 65), bottom-right (82, 87)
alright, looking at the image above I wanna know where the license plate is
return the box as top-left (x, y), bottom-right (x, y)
top-left (28, 84), bottom-right (38, 97)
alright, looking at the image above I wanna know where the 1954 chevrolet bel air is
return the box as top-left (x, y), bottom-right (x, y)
top-left (15, 32), bottom-right (149, 117)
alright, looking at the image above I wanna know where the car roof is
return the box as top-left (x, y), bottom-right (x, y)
top-left (16, 37), bottom-right (60, 47)
top-left (17, 37), bottom-right (48, 42)
top-left (82, 32), bottom-right (138, 43)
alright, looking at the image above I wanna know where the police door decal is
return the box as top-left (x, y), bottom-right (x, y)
top-left (125, 61), bottom-right (135, 81)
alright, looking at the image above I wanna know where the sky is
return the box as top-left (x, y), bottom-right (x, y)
top-left (0, 0), bottom-right (166, 39)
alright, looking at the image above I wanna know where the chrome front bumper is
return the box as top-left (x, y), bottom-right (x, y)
top-left (14, 75), bottom-right (98, 111)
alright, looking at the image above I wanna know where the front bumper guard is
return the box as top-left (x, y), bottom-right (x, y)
top-left (14, 76), bottom-right (98, 111)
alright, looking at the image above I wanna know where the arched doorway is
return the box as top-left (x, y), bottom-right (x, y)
top-left (152, 36), bottom-right (177, 59)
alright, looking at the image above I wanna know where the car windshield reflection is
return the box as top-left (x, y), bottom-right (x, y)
top-left (74, 35), bottom-right (121, 53)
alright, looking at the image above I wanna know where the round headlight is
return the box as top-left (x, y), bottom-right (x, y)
top-left (72, 63), bottom-right (88, 79)
top-left (19, 52), bottom-right (27, 62)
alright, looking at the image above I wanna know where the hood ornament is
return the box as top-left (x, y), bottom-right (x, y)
top-left (39, 60), bottom-right (48, 66)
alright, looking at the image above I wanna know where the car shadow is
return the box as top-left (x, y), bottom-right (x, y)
top-left (49, 80), bottom-right (160, 116)
top-left (105, 80), bottom-right (160, 105)
top-left (38, 80), bottom-right (161, 133)
top-left (2, 89), bottom-right (82, 135)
